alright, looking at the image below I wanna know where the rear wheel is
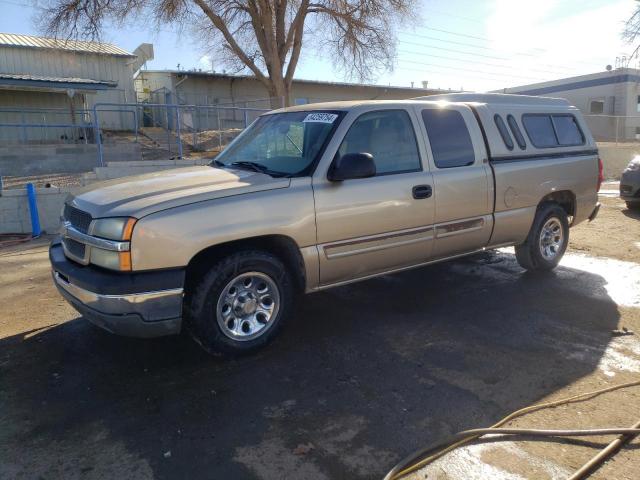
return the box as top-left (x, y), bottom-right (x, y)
top-left (185, 250), bottom-right (294, 356)
top-left (626, 201), bottom-right (640, 211)
top-left (515, 203), bottom-right (569, 271)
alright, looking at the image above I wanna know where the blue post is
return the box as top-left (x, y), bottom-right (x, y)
top-left (174, 104), bottom-right (183, 158)
top-left (26, 183), bottom-right (41, 238)
top-left (92, 105), bottom-right (104, 167)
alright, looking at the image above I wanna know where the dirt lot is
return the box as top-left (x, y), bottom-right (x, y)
top-left (1, 195), bottom-right (639, 480)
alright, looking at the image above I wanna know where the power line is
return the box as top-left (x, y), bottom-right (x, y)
top-left (398, 49), bottom-right (550, 79)
top-left (397, 58), bottom-right (550, 82)
top-left (397, 46), bottom-right (580, 76)
top-left (395, 65), bottom-right (522, 89)
top-left (398, 30), bottom-right (604, 69)
top-left (399, 39), bottom-right (510, 61)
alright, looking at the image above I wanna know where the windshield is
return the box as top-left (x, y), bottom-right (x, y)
top-left (213, 111), bottom-right (342, 176)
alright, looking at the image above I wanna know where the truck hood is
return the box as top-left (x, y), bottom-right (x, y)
top-left (68, 166), bottom-right (291, 218)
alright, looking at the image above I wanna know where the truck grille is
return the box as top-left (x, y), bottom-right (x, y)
top-left (63, 237), bottom-right (86, 259)
top-left (63, 204), bottom-right (92, 233)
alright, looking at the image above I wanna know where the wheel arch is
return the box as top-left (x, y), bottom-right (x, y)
top-left (184, 235), bottom-right (307, 297)
top-left (538, 190), bottom-right (576, 221)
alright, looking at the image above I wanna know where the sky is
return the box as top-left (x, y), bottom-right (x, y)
top-left (0, 0), bottom-right (638, 92)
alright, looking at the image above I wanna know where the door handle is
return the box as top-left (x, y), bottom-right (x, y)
top-left (412, 185), bottom-right (432, 199)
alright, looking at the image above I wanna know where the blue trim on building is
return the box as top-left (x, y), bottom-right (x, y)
top-left (0, 78), bottom-right (111, 90)
top-left (514, 74), bottom-right (640, 96)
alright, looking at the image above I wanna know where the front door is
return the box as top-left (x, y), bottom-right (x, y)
top-left (312, 108), bottom-right (436, 286)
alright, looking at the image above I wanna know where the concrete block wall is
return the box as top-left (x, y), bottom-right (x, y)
top-left (0, 186), bottom-right (69, 234)
top-left (92, 159), bottom-right (210, 180)
top-left (0, 144), bottom-right (141, 177)
top-left (1, 159), bottom-right (210, 234)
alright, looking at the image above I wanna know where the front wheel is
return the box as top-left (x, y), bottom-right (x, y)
top-left (515, 203), bottom-right (569, 271)
top-left (185, 251), bottom-right (294, 356)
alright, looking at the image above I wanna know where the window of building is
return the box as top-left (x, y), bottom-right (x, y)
top-left (337, 110), bottom-right (421, 175)
top-left (494, 114), bottom-right (514, 150)
top-left (522, 114), bottom-right (558, 148)
top-left (421, 109), bottom-right (475, 168)
top-left (590, 100), bottom-right (604, 114)
top-left (636, 95), bottom-right (640, 113)
top-left (551, 115), bottom-right (584, 146)
top-left (507, 114), bottom-right (527, 149)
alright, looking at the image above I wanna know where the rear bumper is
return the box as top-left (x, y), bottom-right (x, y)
top-left (620, 170), bottom-right (640, 202)
top-left (50, 238), bottom-right (184, 338)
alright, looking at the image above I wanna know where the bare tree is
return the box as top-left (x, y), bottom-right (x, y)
top-left (42, 0), bottom-right (415, 106)
top-left (624, 0), bottom-right (640, 64)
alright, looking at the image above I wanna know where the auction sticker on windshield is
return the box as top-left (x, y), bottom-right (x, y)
top-left (303, 113), bottom-right (338, 123)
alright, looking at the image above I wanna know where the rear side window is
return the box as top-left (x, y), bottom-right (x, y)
top-left (494, 115), bottom-right (514, 150)
top-left (421, 109), bottom-right (475, 168)
top-left (522, 114), bottom-right (585, 148)
top-left (507, 115), bottom-right (526, 149)
top-left (522, 115), bottom-right (557, 148)
top-left (552, 115), bottom-right (584, 146)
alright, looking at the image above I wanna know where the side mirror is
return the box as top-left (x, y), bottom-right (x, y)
top-left (328, 153), bottom-right (376, 181)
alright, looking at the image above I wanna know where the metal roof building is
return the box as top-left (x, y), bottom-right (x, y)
top-left (0, 32), bottom-right (147, 142)
top-left (135, 70), bottom-right (445, 109)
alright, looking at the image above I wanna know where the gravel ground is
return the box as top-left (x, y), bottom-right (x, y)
top-left (0, 195), bottom-right (639, 480)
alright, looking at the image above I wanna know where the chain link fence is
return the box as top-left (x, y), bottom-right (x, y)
top-left (584, 115), bottom-right (640, 144)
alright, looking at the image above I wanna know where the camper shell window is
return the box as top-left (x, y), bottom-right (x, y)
top-left (507, 115), bottom-right (527, 150)
top-left (494, 114), bottom-right (514, 150)
top-left (522, 113), bottom-right (585, 148)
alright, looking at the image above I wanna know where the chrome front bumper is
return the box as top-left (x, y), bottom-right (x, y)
top-left (49, 237), bottom-right (185, 338)
top-left (53, 271), bottom-right (183, 321)
top-left (53, 270), bottom-right (183, 338)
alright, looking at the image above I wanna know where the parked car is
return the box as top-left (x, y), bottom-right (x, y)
top-left (50, 93), bottom-right (603, 355)
top-left (620, 156), bottom-right (640, 210)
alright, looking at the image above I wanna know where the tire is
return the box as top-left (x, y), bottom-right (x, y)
top-left (185, 250), bottom-right (294, 356)
top-left (515, 203), bottom-right (569, 271)
top-left (627, 201), bottom-right (640, 211)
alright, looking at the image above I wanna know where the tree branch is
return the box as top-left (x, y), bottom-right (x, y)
top-left (191, 0), bottom-right (269, 88)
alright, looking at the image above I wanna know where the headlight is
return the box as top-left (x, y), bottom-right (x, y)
top-left (625, 160), bottom-right (640, 172)
top-left (90, 217), bottom-right (136, 271)
top-left (92, 217), bottom-right (136, 241)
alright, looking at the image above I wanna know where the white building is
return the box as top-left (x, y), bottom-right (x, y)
top-left (0, 33), bottom-right (148, 142)
top-left (498, 68), bottom-right (640, 141)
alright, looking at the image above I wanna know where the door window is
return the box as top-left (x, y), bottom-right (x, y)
top-left (421, 109), bottom-right (475, 168)
top-left (337, 110), bottom-right (421, 175)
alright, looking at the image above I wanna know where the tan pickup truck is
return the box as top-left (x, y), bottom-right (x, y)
top-left (50, 93), bottom-right (603, 355)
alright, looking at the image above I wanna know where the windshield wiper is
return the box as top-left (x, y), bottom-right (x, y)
top-left (211, 159), bottom-right (226, 168)
top-left (230, 161), bottom-right (268, 173)
top-left (230, 161), bottom-right (285, 177)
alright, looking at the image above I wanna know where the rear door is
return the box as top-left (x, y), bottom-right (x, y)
top-left (415, 104), bottom-right (494, 258)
